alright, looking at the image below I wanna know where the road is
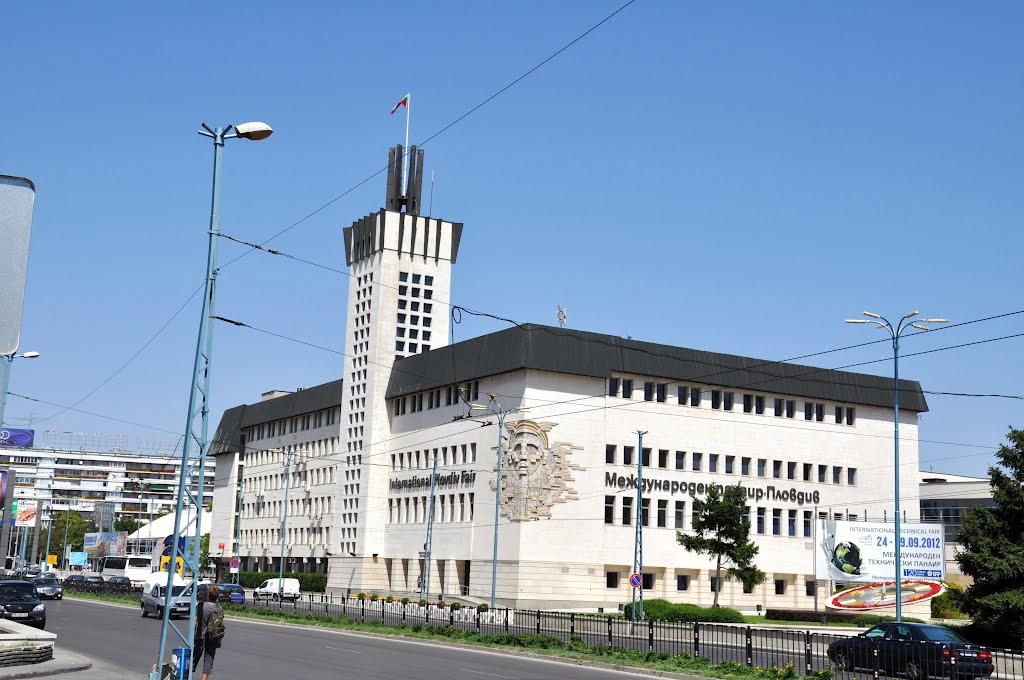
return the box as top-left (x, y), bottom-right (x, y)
top-left (48, 598), bottom-right (665, 680)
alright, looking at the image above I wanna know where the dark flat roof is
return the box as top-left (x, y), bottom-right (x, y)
top-left (385, 324), bottom-right (928, 412)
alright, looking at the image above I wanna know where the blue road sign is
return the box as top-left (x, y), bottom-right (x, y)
top-left (630, 573), bottom-right (642, 588)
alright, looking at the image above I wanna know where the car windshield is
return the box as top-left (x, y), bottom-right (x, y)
top-left (0, 584), bottom-right (37, 601)
top-left (33, 579), bottom-right (58, 586)
top-left (157, 586), bottom-right (188, 597)
top-left (128, 558), bottom-right (150, 568)
top-left (918, 626), bottom-right (968, 643)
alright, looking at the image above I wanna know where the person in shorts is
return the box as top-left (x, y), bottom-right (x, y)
top-left (193, 585), bottom-right (224, 679)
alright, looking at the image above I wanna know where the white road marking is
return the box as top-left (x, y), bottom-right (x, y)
top-left (325, 645), bottom-right (364, 654)
top-left (461, 670), bottom-right (517, 680)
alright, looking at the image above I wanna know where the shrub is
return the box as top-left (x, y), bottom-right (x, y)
top-left (238, 571), bottom-right (327, 592)
top-left (370, 594), bottom-right (379, 601)
top-left (451, 602), bottom-right (462, 611)
top-left (625, 599), bottom-right (744, 623)
top-left (418, 599), bottom-right (427, 606)
top-left (385, 595), bottom-right (394, 603)
top-left (765, 609), bottom-right (924, 625)
top-left (436, 600), bottom-right (446, 608)
top-left (931, 582), bottom-right (967, 619)
top-left (401, 597), bottom-right (410, 604)
top-left (357, 592), bottom-right (366, 600)
top-left (477, 603), bottom-right (489, 612)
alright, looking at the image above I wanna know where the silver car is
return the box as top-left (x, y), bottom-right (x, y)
top-left (140, 583), bottom-right (191, 619)
top-left (32, 577), bottom-right (63, 600)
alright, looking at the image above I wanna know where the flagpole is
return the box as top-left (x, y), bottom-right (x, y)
top-left (403, 92), bottom-right (411, 197)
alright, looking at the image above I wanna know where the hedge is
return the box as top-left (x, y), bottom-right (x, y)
top-left (624, 599), bottom-right (745, 623)
top-left (765, 609), bottom-right (925, 625)
top-left (238, 571), bottom-right (327, 592)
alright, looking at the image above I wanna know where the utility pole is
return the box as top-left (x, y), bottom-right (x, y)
top-left (44, 503), bottom-right (53, 572)
top-left (279, 449), bottom-right (295, 601)
top-left (631, 430), bottom-right (648, 624)
top-left (61, 509), bottom-right (70, 573)
top-left (422, 452), bottom-right (438, 600)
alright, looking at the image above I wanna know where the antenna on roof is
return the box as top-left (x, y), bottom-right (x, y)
top-left (556, 305), bottom-right (567, 328)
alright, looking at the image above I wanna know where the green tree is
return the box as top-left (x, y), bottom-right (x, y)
top-left (200, 533), bottom-right (210, 570)
top-left (677, 484), bottom-right (766, 607)
top-left (49, 511), bottom-right (93, 558)
top-left (956, 427), bottom-right (1024, 644)
top-left (114, 516), bottom-right (141, 534)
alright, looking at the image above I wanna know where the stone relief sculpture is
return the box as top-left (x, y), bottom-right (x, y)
top-left (489, 420), bottom-right (583, 521)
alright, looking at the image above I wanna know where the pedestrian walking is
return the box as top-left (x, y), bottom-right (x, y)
top-left (193, 585), bottom-right (226, 679)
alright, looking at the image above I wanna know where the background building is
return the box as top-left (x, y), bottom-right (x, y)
top-left (919, 470), bottom-right (994, 587)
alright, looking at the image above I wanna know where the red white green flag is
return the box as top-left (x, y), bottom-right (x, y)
top-left (390, 94), bottom-right (410, 115)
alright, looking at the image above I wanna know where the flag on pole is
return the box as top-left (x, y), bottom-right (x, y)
top-left (390, 94), bottom-right (410, 115)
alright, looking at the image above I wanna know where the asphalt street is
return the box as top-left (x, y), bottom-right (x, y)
top-left (48, 598), bottom-right (667, 680)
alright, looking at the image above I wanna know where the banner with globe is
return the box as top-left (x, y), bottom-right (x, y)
top-left (815, 519), bottom-right (944, 582)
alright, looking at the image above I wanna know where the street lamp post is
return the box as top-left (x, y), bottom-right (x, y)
top-left (846, 310), bottom-right (948, 622)
top-left (152, 121), bottom-right (272, 680)
top-left (0, 351), bottom-right (40, 431)
top-left (278, 449), bottom-right (297, 602)
top-left (471, 396), bottom-right (528, 610)
top-left (61, 508), bottom-right (70, 574)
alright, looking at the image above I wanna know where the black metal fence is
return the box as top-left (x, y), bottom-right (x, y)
top-left (62, 581), bottom-right (142, 597)
top-left (241, 594), bottom-right (1023, 680)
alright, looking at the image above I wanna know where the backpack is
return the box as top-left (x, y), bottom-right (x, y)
top-left (202, 604), bottom-right (226, 643)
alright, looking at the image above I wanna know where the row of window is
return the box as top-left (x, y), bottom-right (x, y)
top-left (605, 445), bottom-right (858, 486)
top-left (241, 526), bottom-right (331, 547)
top-left (399, 272), bottom-right (434, 286)
top-left (247, 409), bottom-right (340, 442)
top-left (606, 571), bottom-right (817, 596)
top-left (243, 494), bottom-right (334, 520)
top-left (608, 379), bottom-right (857, 426)
top-left (388, 493), bottom-right (475, 524)
top-left (393, 382), bottom-right (480, 416)
top-left (391, 443), bottom-right (477, 470)
top-left (244, 439), bottom-right (340, 469)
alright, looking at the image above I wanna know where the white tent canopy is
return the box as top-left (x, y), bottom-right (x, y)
top-left (125, 510), bottom-right (211, 542)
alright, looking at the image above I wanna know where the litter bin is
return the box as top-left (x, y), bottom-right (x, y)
top-left (171, 648), bottom-right (191, 679)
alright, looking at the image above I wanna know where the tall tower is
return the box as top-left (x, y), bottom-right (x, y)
top-left (328, 145), bottom-right (463, 592)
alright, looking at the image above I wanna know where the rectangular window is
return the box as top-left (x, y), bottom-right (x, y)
top-left (741, 457), bottom-right (751, 476)
top-left (743, 394), bottom-right (754, 413)
top-left (676, 574), bottom-right (689, 591)
top-left (623, 446), bottom-right (634, 465)
top-left (788, 509), bottom-right (797, 536)
top-left (622, 497), bottom-right (633, 525)
top-left (692, 452), bottom-right (703, 471)
top-left (605, 445), bottom-right (616, 464)
top-left (772, 508), bottom-right (781, 535)
top-left (709, 454), bottom-right (719, 473)
top-left (805, 580), bottom-right (817, 597)
top-left (606, 572), bottom-right (619, 589)
top-left (756, 507), bottom-right (766, 534)
top-left (755, 396), bottom-right (766, 414)
top-left (608, 378), bottom-right (619, 397)
top-left (642, 573), bottom-right (654, 590)
top-left (644, 382), bottom-right (654, 401)
top-left (786, 400), bottom-right (795, 418)
top-left (604, 496), bottom-right (616, 524)
top-left (657, 500), bottom-right (667, 528)
top-left (773, 460), bottom-right (782, 478)
top-left (757, 458), bottom-right (767, 477)
top-left (724, 392), bottom-right (735, 411)
top-left (674, 501), bottom-right (685, 529)
top-left (658, 449), bottom-right (669, 468)
top-left (678, 385), bottom-right (688, 406)
top-left (804, 402), bottom-right (814, 420)
top-left (775, 579), bottom-right (786, 596)
top-left (725, 455), bottom-right (735, 474)
top-left (675, 451), bottom-right (685, 470)
top-left (818, 464), bottom-right (827, 483)
top-left (815, 403), bottom-right (825, 422)
top-left (690, 387), bottom-right (701, 407)
top-left (846, 407), bottom-right (856, 425)
top-left (787, 461), bottom-right (796, 480)
top-left (641, 498), bottom-right (650, 526)
top-left (710, 577), bottom-right (720, 593)
top-left (847, 468), bottom-right (857, 486)
top-left (711, 390), bottom-right (722, 409)
top-left (803, 510), bottom-right (812, 537)
top-left (622, 379), bottom-right (634, 399)
top-left (835, 406), bottom-right (843, 423)
top-left (656, 383), bottom-right (666, 403)
top-left (641, 448), bottom-right (651, 466)
top-left (803, 463), bottom-right (812, 482)
top-left (774, 398), bottom-right (784, 417)
top-left (833, 466), bottom-right (842, 484)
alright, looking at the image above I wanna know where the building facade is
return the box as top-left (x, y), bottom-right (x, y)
top-left (209, 144), bottom-right (930, 609)
top-left (919, 471), bottom-right (994, 587)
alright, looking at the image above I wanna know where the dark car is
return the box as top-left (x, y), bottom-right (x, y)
top-left (83, 575), bottom-right (105, 585)
top-left (197, 583), bottom-right (245, 605)
top-left (106, 576), bottom-right (131, 588)
top-left (32, 577), bottom-right (63, 600)
top-left (827, 622), bottom-right (994, 679)
top-left (63, 574), bottom-right (85, 587)
top-left (0, 580), bottom-right (45, 629)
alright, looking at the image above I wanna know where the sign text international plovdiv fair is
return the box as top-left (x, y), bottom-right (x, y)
top-left (605, 472), bottom-right (822, 506)
top-left (389, 470), bottom-right (477, 493)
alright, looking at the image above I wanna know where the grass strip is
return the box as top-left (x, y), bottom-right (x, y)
top-left (64, 592), bottom-right (834, 680)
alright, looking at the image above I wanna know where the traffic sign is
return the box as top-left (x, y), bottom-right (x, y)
top-left (229, 558), bottom-right (240, 574)
top-left (629, 573), bottom-right (642, 588)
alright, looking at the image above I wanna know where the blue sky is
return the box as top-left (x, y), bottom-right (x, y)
top-left (2, 1), bottom-right (1021, 476)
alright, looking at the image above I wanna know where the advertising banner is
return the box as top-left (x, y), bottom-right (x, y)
top-left (69, 552), bottom-right (87, 567)
top-left (0, 429), bottom-right (34, 448)
top-left (0, 471), bottom-right (7, 526)
top-left (83, 531), bottom-right (127, 558)
top-left (816, 519), bottom-right (944, 582)
top-left (14, 499), bottom-right (37, 527)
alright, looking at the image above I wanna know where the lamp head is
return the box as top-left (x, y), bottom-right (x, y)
top-left (924, 318), bottom-right (950, 323)
top-left (903, 310), bottom-right (920, 319)
top-left (910, 323), bottom-right (930, 331)
top-left (862, 311), bottom-right (881, 319)
top-left (845, 320), bottom-right (868, 324)
top-left (234, 122), bottom-right (274, 141)
top-left (470, 404), bottom-right (487, 410)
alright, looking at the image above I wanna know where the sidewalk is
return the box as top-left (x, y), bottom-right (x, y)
top-left (0, 651), bottom-right (91, 680)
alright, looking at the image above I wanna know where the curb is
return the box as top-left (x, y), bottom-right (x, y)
top-left (0, 651), bottom-right (92, 680)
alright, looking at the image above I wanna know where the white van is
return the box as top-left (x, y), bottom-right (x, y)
top-left (100, 555), bottom-right (153, 588)
top-left (252, 578), bottom-right (300, 602)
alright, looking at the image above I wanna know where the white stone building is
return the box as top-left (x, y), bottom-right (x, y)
top-left (209, 144), bottom-right (928, 609)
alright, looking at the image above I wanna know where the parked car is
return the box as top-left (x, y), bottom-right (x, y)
top-left (827, 622), bottom-right (994, 679)
top-left (198, 583), bottom-right (245, 605)
top-left (31, 577), bottom-right (63, 600)
top-left (83, 575), bottom-right (105, 585)
top-left (0, 580), bottom-right (45, 629)
top-left (140, 580), bottom-right (192, 619)
top-left (63, 574), bottom-right (85, 587)
top-left (106, 576), bottom-right (132, 588)
top-left (252, 578), bottom-right (300, 602)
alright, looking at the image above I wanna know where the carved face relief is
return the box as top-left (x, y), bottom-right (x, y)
top-left (490, 420), bottom-right (583, 522)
